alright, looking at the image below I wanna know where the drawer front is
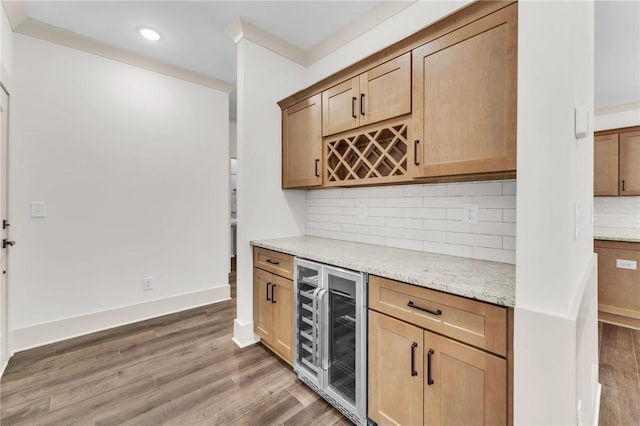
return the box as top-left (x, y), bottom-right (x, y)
top-left (253, 247), bottom-right (294, 279)
top-left (595, 244), bottom-right (640, 319)
top-left (369, 275), bottom-right (507, 356)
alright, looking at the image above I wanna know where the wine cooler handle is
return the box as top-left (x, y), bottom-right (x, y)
top-left (427, 349), bottom-right (435, 385)
top-left (410, 342), bottom-right (418, 377)
top-left (311, 287), bottom-right (321, 366)
top-left (320, 289), bottom-right (329, 370)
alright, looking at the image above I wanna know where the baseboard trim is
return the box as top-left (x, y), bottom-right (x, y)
top-left (0, 358), bottom-right (7, 377)
top-left (232, 318), bottom-right (259, 348)
top-left (12, 285), bottom-right (230, 352)
top-left (592, 383), bottom-right (602, 426)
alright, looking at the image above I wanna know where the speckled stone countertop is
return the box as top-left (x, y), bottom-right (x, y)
top-left (251, 236), bottom-right (515, 307)
top-left (594, 227), bottom-right (640, 243)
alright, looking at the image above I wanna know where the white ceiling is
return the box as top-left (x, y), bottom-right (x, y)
top-left (595, 0), bottom-right (640, 109)
top-left (22, 1), bottom-right (640, 114)
top-left (23, 1), bottom-right (379, 119)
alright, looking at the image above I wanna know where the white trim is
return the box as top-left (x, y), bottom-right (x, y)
top-left (592, 383), bottom-right (602, 426)
top-left (307, 1), bottom-right (415, 64)
top-left (225, 3), bottom-right (415, 66)
top-left (595, 101), bottom-right (640, 116)
top-left (232, 318), bottom-right (259, 348)
top-left (225, 18), bottom-right (307, 65)
top-left (594, 101), bottom-right (640, 131)
top-left (15, 18), bottom-right (234, 93)
top-left (0, 358), bottom-right (7, 377)
top-left (1, 0), bottom-right (26, 30)
top-left (12, 285), bottom-right (230, 352)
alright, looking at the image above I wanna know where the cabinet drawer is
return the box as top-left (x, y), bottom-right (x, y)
top-left (369, 275), bottom-right (507, 356)
top-left (594, 241), bottom-right (640, 319)
top-left (253, 247), bottom-right (293, 279)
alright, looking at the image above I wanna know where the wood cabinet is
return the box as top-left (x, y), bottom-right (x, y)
top-left (322, 53), bottom-right (411, 137)
top-left (594, 134), bottom-right (619, 196)
top-left (594, 127), bottom-right (640, 196)
top-left (410, 4), bottom-right (517, 178)
top-left (594, 240), bottom-right (640, 329)
top-left (253, 247), bottom-right (294, 364)
top-left (368, 275), bottom-right (510, 426)
top-left (282, 94), bottom-right (323, 189)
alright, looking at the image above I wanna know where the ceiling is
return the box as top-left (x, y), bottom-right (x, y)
top-left (21, 1), bottom-right (640, 115)
top-left (23, 1), bottom-right (379, 119)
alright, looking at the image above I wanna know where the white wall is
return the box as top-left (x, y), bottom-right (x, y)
top-left (229, 120), bottom-right (237, 159)
top-left (0, 5), bottom-right (12, 87)
top-left (594, 102), bottom-right (640, 131)
top-left (515, 1), bottom-right (598, 424)
top-left (233, 39), bottom-right (306, 346)
top-left (11, 34), bottom-right (230, 350)
top-left (307, 180), bottom-right (516, 264)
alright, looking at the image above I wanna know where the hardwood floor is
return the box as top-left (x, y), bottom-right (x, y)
top-left (2, 260), bottom-right (638, 425)
top-left (0, 259), bottom-right (348, 426)
top-left (598, 322), bottom-right (640, 426)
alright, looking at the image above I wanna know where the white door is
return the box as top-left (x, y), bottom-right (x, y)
top-left (0, 87), bottom-right (11, 369)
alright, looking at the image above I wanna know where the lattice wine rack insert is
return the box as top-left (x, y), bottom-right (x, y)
top-left (325, 120), bottom-right (409, 185)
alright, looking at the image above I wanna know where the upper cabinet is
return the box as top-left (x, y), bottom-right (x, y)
top-left (410, 4), bottom-right (517, 178)
top-left (322, 53), bottom-right (411, 137)
top-left (594, 127), bottom-right (640, 196)
top-left (282, 94), bottom-right (323, 188)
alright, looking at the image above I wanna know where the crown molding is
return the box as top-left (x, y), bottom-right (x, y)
top-left (2, 0), bottom-right (26, 30)
top-left (226, 2), bottom-right (415, 67)
top-left (595, 101), bottom-right (640, 116)
top-left (225, 18), bottom-right (307, 66)
top-left (307, 1), bottom-right (415, 64)
top-left (15, 18), bottom-right (234, 93)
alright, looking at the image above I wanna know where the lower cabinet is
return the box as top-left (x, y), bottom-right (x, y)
top-left (368, 275), bottom-right (509, 426)
top-left (253, 267), bottom-right (294, 364)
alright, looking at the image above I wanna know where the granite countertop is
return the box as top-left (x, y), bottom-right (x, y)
top-left (251, 236), bottom-right (515, 307)
top-left (594, 227), bottom-right (640, 243)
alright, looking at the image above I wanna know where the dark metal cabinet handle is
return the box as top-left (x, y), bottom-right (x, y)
top-left (407, 301), bottom-right (442, 316)
top-left (360, 93), bottom-right (365, 116)
top-left (410, 342), bottom-right (418, 377)
top-left (414, 140), bottom-right (420, 166)
top-left (315, 159), bottom-right (320, 178)
top-left (2, 219), bottom-right (9, 229)
top-left (427, 349), bottom-right (434, 385)
top-left (622, 180), bottom-right (626, 191)
top-left (265, 259), bottom-right (280, 265)
top-left (266, 282), bottom-right (271, 301)
top-left (351, 97), bottom-right (357, 118)
top-left (271, 284), bottom-right (276, 304)
top-left (2, 239), bottom-right (15, 249)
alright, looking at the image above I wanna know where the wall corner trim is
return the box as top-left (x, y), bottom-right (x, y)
top-left (2, 0), bottom-right (26, 30)
top-left (232, 317), bottom-right (260, 348)
top-left (15, 18), bottom-right (235, 93)
top-left (11, 285), bottom-right (231, 352)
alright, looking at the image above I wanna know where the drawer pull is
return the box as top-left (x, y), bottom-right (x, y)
top-left (427, 349), bottom-right (435, 385)
top-left (265, 259), bottom-right (280, 265)
top-left (407, 301), bottom-right (442, 316)
top-left (410, 342), bottom-right (418, 377)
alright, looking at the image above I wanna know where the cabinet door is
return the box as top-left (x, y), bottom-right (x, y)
top-left (368, 311), bottom-right (423, 426)
top-left (360, 53), bottom-right (411, 127)
top-left (270, 275), bottom-right (294, 364)
top-left (322, 76), bottom-right (360, 136)
top-left (594, 134), bottom-right (619, 196)
top-left (619, 130), bottom-right (640, 195)
top-left (595, 243), bottom-right (640, 319)
top-left (424, 330), bottom-right (506, 426)
top-left (411, 4), bottom-right (517, 178)
top-left (282, 94), bottom-right (323, 188)
top-left (253, 268), bottom-right (273, 342)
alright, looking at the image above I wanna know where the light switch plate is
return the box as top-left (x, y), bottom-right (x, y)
top-left (616, 259), bottom-right (637, 270)
top-left (31, 202), bottom-right (46, 218)
top-left (575, 106), bottom-right (589, 139)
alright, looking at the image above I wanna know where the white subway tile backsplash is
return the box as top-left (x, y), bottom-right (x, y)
top-left (594, 196), bottom-right (640, 230)
top-left (305, 179), bottom-right (517, 264)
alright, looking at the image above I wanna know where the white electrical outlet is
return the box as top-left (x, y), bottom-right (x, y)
top-left (462, 203), bottom-right (478, 224)
top-left (358, 204), bottom-right (368, 218)
top-left (143, 276), bottom-right (153, 291)
top-left (31, 201), bottom-right (47, 218)
top-left (616, 259), bottom-right (637, 270)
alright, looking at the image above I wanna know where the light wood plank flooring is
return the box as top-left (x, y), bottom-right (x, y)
top-left (0, 260), bottom-right (348, 425)
top-left (598, 322), bottom-right (640, 426)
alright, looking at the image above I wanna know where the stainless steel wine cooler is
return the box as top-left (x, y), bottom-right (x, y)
top-left (293, 258), bottom-right (367, 425)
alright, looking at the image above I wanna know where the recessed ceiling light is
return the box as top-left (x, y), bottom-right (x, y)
top-left (138, 27), bottom-right (161, 41)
